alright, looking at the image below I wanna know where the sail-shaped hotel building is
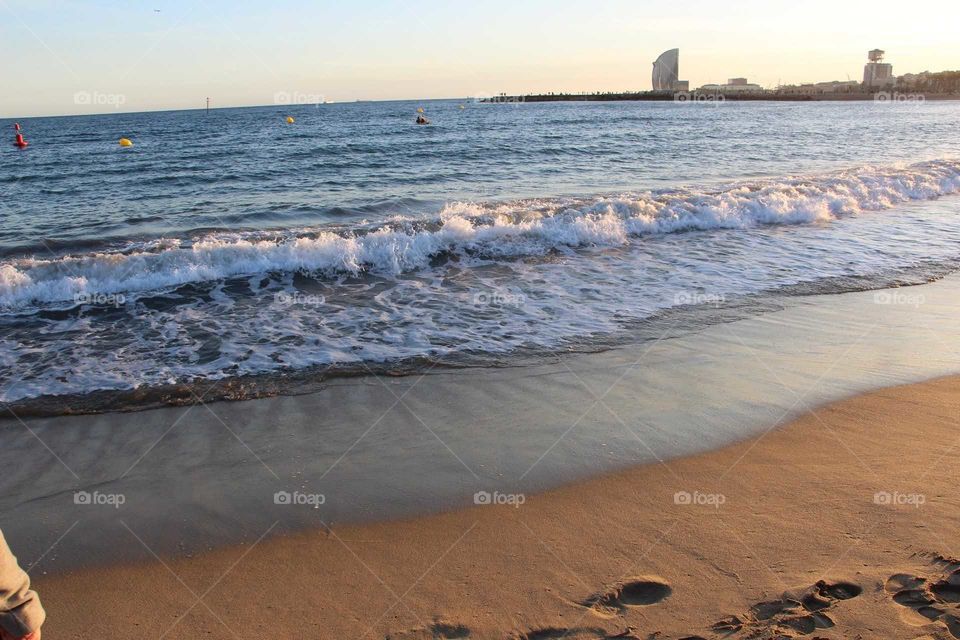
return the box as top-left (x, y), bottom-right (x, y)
top-left (652, 49), bottom-right (688, 91)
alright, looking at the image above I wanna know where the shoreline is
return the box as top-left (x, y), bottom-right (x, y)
top-left (30, 374), bottom-right (960, 639)
top-left (3, 274), bottom-right (960, 572)
top-left (6, 262), bottom-right (959, 419)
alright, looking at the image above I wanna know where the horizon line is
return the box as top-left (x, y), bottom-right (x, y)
top-left (1, 96), bottom-right (498, 121)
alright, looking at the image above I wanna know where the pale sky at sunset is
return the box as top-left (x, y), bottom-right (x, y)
top-left (2, 0), bottom-right (958, 117)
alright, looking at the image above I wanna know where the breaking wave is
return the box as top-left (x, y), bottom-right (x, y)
top-left (2, 159), bottom-right (960, 310)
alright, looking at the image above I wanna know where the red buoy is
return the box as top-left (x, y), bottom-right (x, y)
top-left (13, 123), bottom-right (28, 149)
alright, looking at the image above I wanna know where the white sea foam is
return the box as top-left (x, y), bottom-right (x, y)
top-left (2, 160), bottom-right (959, 310)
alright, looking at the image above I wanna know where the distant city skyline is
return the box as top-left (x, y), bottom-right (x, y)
top-left (2, 0), bottom-right (959, 117)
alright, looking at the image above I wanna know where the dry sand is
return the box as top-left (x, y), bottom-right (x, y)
top-left (30, 375), bottom-right (960, 639)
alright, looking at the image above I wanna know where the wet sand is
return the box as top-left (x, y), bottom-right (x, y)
top-left (3, 276), bottom-right (960, 568)
top-left (29, 374), bottom-right (960, 639)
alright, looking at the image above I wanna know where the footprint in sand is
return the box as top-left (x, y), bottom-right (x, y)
top-left (709, 579), bottom-right (861, 637)
top-left (886, 556), bottom-right (960, 637)
top-left (580, 577), bottom-right (673, 617)
top-left (513, 626), bottom-right (662, 640)
top-left (392, 620), bottom-right (640, 640)
top-left (387, 621), bottom-right (471, 639)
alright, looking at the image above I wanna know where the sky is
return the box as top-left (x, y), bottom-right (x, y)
top-left (1, 0), bottom-right (959, 117)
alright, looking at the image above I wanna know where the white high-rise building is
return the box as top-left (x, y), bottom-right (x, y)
top-left (652, 49), bottom-right (687, 91)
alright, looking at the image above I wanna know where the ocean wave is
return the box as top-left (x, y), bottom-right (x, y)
top-left (2, 159), bottom-right (959, 310)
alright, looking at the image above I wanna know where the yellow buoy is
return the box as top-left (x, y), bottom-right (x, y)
top-left (286, 116), bottom-right (295, 124)
top-left (119, 138), bottom-right (133, 147)
top-left (458, 104), bottom-right (465, 109)
top-left (416, 107), bottom-right (424, 114)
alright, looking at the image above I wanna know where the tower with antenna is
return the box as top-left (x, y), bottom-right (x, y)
top-left (863, 49), bottom-right (894, 89)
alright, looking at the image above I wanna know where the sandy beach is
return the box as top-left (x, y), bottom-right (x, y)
top-left (5, 8), bottom-right (960, 640)
top-left (12, 372), bottom-right (952, 639)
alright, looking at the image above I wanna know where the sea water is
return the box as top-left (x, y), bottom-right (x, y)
top-left (2, 99), bottom-right (959, 410)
